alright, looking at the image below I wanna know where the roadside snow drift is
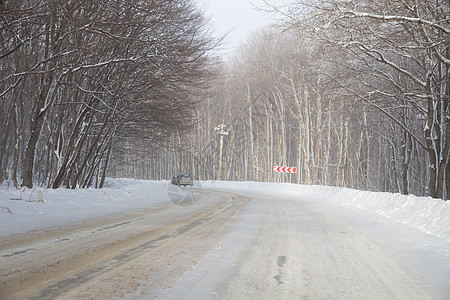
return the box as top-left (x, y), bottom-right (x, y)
top-left (203, 181), bottom-right (450, 242)
top-left (0, 179), bottom-right (449, 242)
top-left (0, 179), bottom-right (170, 238)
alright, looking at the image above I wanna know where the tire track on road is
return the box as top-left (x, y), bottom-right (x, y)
top-left (0, 191), bottom-right (247, 300)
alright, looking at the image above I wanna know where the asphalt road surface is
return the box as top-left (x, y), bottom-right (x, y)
top-left (0, 188), bottom-right (446, 299)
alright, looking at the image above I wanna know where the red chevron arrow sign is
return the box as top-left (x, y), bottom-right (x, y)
top-left (273, 166), bottom-right (297, 173)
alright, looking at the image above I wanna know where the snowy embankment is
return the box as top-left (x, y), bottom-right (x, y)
top-left (0, 179), bottom-right (448, 242)
top-left (203, 181), bottom-right (450, 242)
top-left (0, 179), bottom-right (171, 238)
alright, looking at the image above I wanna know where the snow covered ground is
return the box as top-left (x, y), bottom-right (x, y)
top-left (203, 181), bottom-right (450, 242)
top-left (1, 178), bottom-right (449, 297)
top-left (1, 178), bottom-right (449, 241)
top-left (0, 178), bottom-right (171, 238)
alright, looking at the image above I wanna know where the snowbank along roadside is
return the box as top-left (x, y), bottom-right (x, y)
top-left (0, 179), bottom-right (448, 242)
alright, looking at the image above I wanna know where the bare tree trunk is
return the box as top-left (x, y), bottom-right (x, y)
top-left (302, 88), bottom-right (311, 184)
top-left (51, 105), bottom-right (91, 188)
top-left (22, 73), bottom-right (54, 188)
top-left (323, 110), bottom-right (332, 185)
top-left (342, 112), bottom-right (350, 187)
top-left (335, 98), bottom-right (345, 187)
top-left (246, 82), bottom-right (255, 181)
top-left (312, 89), bottom-right (323, 184)
top-left (99, 139), bottom-right (113, 188)
top-left (362, 105), bottom-right (370, 190)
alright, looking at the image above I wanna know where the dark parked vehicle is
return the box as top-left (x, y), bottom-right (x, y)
top-left (171, 173), bottom-right (193, 186)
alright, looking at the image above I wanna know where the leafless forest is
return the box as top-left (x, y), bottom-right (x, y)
top-left (0, 0), bottom-right (217, 189)
top-left (1, 1), bottom-right (448, 199)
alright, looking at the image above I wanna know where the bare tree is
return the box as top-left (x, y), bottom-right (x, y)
top-left (0, 0), bottom-right (218, 188)
top-left (267, 0), bottom-right (449, 198)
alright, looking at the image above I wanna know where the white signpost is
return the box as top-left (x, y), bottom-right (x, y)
top-left (214, 124), bottom-right (230, 180)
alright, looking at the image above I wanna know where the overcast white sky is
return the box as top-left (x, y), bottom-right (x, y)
top-left (197, 0), bottom-right (285, 56)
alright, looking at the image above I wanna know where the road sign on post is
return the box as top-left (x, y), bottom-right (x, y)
top-left (214, 124), bottom-right (230, 180)
top-left (273, 166), bottom-right (297, 173)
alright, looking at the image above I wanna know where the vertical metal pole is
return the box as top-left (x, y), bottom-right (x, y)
top-left (218, 134), bottom-right (224, 180)
top-left (214, 124), bottom-right (229, 181)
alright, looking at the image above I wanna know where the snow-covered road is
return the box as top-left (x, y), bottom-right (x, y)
top-left (1, 185), bottom-right (448, 299)
top-left (155, 189), bottom-right (447, 299)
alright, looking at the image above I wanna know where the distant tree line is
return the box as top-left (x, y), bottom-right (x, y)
top-left (125, 0), bottom-right (447, 200)
top-left (1, 0), bottom-right (448, 201)
top-left (0, 0), bottom-right (217, 188)
top-left (269, 0), bottom-right (449, 199)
